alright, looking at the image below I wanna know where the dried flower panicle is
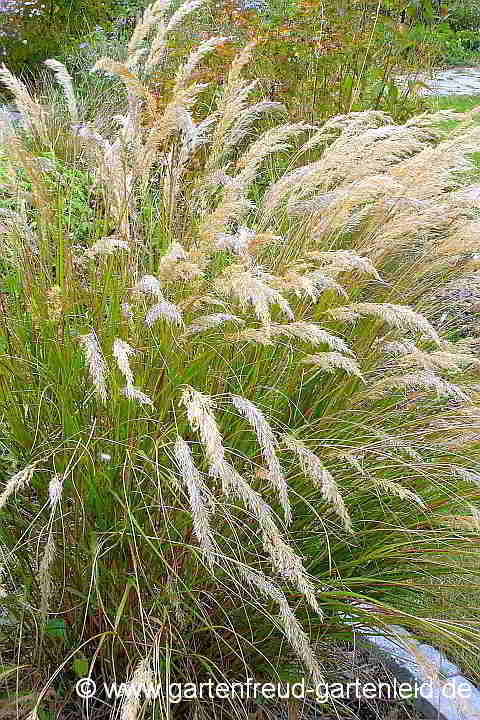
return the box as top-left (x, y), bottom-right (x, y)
top-left (283, 434), bottom-right (352, 532)
top-left (0, 465), bottom-right (35, 511)
top-left (38, 532), bottom-right (55, 620)
top-left (231, 394), bottom-right (290, 522)
top-left (78, 332), bottom-right (108, 403)
top-left (173, 436), bottom-right (215, 557)
top-left (48, 474), bottom-right (64, 508)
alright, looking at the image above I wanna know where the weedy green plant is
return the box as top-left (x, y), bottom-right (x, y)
top-left (1, 1), bottom-right (480, 718)
top-left (177, 0), bottom-right (437, 124)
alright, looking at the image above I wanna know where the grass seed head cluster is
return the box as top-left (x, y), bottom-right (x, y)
top-left (0, 1), bottom-right (480, 717)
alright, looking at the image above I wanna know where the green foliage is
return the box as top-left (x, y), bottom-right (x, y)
top-left (170, 0), bottom-right (434, 124)
top-left (1, 1), bottom-right (480, 716)
top-left (437, 27), bottom-right (480, 65)
top-left (447, 0), bottom-right (480, 31)
top-left (429, 93), bottom-right (480, 113)
top-left (0, 0), bottom-right (121, 75)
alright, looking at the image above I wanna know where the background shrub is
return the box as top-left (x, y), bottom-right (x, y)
top-left (447, 0), bottom-right (480, 31)
top-left (0, 0), bottom-right (143, 76)
top-left (1, 2), bottom-right (480, 716)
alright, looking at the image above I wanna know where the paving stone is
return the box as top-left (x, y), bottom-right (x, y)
top-left (359, 626), bottom-right (480, 720)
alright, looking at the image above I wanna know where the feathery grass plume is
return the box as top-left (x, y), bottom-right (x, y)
top-left (211, 458), bottom-right (320, 613)
top-left (321, 123), bottom-right (438, 187)
top-left (44, 60), bottom-right (78, 122)
top-left (181, 387), bottom-right (225, 468)
top-left (119, 657), bottom-right (154, 720)
top-left (383, 340), bottom-right (420, 356)
top-left (0, 465), bottom-right (35, 511)
top-left (282, 434), bottom-right (352, 532)
top-left (308, 250), bottom-right (383, 282)
top-left (271, 322), bottom-right (352, 354)
top-left (145, 300), bottom-right (183, 327)
top-left (191, 167), bottom-right (234, 217)
top-left (298, 110), bottom-right (394, 155)
top-left (159, 240), bottom-right (188, 276)
top-left (231, 394), bottom-right (290, 523)
top-left (158, 255), bottom-right (206, 283)
top-left (242, 569), bottom-right (323, 684)
top-left (165, 115), bottom-right (218, 209)
top-left (391, 125), bottom-right (480, 199)
top-left (278, 601), bottom-right (324, 685)
top-left (84, 236), bottom-right (129, 259)
top-left (127, 0), bottom-right (172, 67)
top-left (367, 371), bottom-right (470, 402)
top-left (197, 192), bottom-right (255, 252)
top-left (438, 220), bottom-right (480, 257)
top-left (161, 240), bottom-right (187, 263)
top-left (181, 295), bottom-right (228, 313)
top-left (215, 225), bottom-right (256, 254)
top-left (273, 269), bottom-right (347, 302)
top-left (208, 41), bottom-right (258, 167)
top-left (92, 58), bottom-right (150, 103)
top-left (139, 83), bottom-right (207, 183)
top-left (113, 338), bottom-right (153, 406)
top-left (363, 201), bottom-right (472, 267)
top-left (302, 175), bottom-right (409, 235)
top-left (48, 474), bottom-right (64, 508)
top-left (174, 37), bottom-right (230, 93)
top-left (184, 313), bottom-right (245, 335)
top-left (0, 64), bottom-right (46, 138)
top-left (132, 274), bottom-right (163, 299)
top-left (100, 139), bottom-right (136, 242)
top-left (335, 303), bottom-right (441, 345)
top-left (263, 162), bottom-right (326, 215)
top-left (262, 119), bottom-right (437, 215)
top-left (173, 437), bottom-right (215, 556)
top-left (114, 95), bottom-right (142, 150)
top-left (145, 0), bottom-right (208, 71)
top-left (302, 352), bottom-right (364, 380)
top-left (370, 430), bottom-right (422, 462)
top-left (390, 346), bottom-right (480, 374)
top-left (214, 264), bottom-right (293, 329)
top-left (78, 332), bottom-right (108, 403)
top-left (123, 384), bottom-right (154, 407)
top-left (122, 303), bottom-right (133, 322)
top-left (227, 323), bottom-right (353, 351)
top-left (225, 101), bottom-right (286, 151)
top-left (38, 531), bottom-right (55, 621)
top-left (7, 137), bottom-right (52, 227)
top-left (113, 338), bottom-right (136, 386)
top-left (372, 479), bottom-right (426, 507)
top-left (228, 40), bottom-right (257, 87)
top-left (236, 123), bottom-right (314, 191)
top-left (4, 19), bottom-right (480, 706)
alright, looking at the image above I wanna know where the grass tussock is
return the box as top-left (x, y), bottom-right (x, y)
top-left (0, 1), bottom-right (480, 718)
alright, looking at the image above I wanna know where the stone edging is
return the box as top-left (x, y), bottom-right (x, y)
top-left (357, 624), bottom-right (480, 720)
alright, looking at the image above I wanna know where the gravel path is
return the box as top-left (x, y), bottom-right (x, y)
top-left (419, 66), bottom-right (480, 96)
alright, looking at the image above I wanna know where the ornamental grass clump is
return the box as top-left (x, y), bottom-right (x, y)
top-left (0, 1), bottom-right (480, 717)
